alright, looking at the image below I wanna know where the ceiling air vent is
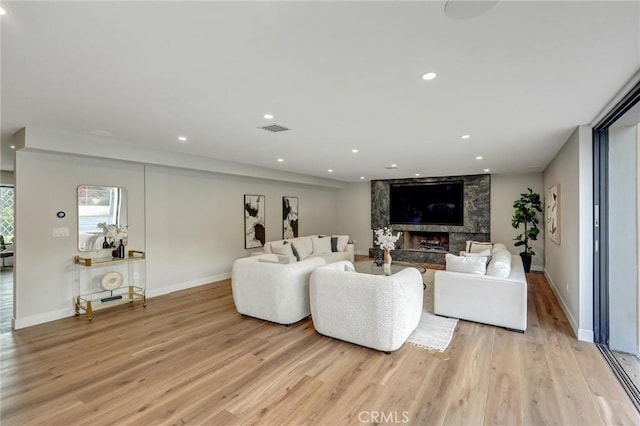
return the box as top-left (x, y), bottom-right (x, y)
top-left (258, 124), bottom-right (290, 133)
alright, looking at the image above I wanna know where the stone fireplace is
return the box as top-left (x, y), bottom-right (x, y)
top-left (402, 231), bottom-right (449, 252)
top-left (369, 174), bottom-right (491, 264)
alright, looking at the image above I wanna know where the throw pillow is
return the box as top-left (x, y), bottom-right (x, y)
top-left (486, 249), bottom-right (511, 278)
top-left (463, 249), bottom-right (492, 265)
top-left (492, 243), bottom-right (507, 252)
top-left (272, 242), bottom-right (295, 258)
top-left (332, 235), bottom-right (349, 252)
top-left (292, 242), bottom-right (311, 260)
top-left (463, 248), bottom-right (491, 257)
top-left (330, 236), bottom-right (338, 252)
top-left (289, 242), bottom-right (301, 261)
top-left (445, 253), bottom-right (487, 275)
top-left (466, 241), bottom-right (493, 253)
top-left (312, 236), bottom-right (332, 254)
top-left (275, 255), bottom-right (296, 264)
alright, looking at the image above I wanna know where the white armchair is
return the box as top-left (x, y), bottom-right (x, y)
top-left (309, 261), bottom-right (424, 352)
top-left (231, 254), bottom-right (326, 325)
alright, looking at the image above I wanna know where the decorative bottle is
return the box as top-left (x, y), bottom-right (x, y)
top-left (117, 239), bottom-right (125, 258)
top-left (103, 239), bottom-right (110, 249)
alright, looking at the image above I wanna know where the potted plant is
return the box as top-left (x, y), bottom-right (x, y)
top-left (511, 188), bottom-right (542, 272)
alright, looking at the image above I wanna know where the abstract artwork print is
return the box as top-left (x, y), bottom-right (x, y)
top-left (546, 184), bottom-right (560, 244)
top-left (282, 196), bottom-right (298, 239)
top-left (244, 195), bottom-right (265, 248)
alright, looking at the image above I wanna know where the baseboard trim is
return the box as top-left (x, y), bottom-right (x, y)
top-left (578, 328), bottom-right (595, 342)
top-left (12, 272), bottom-right (232, 330)
top-left (146, 272), bottom-right (231, 298)
top-left (13, 307), bottom-right (75, 330)
top-left (544, 270), bottom-right (585, 341)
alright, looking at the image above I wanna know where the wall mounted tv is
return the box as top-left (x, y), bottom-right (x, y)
top-left (389, 182), bottom-right (464, 225)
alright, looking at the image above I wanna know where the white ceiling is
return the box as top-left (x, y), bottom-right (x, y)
top-left (1, 1), bottom-right (639, 181)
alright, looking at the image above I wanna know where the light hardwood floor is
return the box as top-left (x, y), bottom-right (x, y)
top-left (1, 270), bottom-right (639, 425)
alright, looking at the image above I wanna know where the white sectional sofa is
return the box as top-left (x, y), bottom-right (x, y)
top-left (434, 243), bottom-right (527, 332)
top-left (309, 261), bottom-right (424, 352)
top-left (263, 234), bottom-right (354, 264)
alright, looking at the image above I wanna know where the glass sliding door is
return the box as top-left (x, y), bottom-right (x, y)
top-left (593, 81), bottom-right (640, 411)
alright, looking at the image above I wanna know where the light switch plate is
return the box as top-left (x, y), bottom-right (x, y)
top-left (52, 227), bottom-right (69, 238)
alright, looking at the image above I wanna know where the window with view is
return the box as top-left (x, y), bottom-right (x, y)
top-left (1, 186), bottom-right (14, 244)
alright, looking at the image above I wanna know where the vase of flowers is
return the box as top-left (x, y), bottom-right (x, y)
top-left (374, 227), bottom-right (402, 275)
top-left (97, 223), bottom-right (128, 250)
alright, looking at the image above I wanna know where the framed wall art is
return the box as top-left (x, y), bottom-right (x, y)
top-left (244, 194), bottom-right (265, 248)
top-left (282, 196), bottom-right (298, 239)
top-left (546, 184), bottom-right (560, 244)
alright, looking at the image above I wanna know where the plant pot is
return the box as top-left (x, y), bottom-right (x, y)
top-left (520, 252), bottom-right (532, 273)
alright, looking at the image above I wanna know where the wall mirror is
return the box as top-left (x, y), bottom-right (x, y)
top-left (77, 185), bottom-right (127, 251)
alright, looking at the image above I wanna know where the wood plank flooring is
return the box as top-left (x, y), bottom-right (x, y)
top-left (1, 270), bottom-right (639, 425)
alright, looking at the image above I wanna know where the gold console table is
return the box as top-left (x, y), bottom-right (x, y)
top-left (74, 250), bottom-right (146, 321)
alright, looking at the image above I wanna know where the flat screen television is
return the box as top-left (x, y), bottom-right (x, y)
top-left (389, 182), bottom-right (464, 225)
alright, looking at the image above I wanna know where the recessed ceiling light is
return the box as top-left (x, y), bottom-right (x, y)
top-left (415, 173), bottom-right (420, 177)
top-left (391, 164), bottom-right (397, 168)
top-left (461, 134), bottom-right (470, 140)
top-left (483, 168), bottom-right (491, 173)
top-left (177, 136), bottom-right (187, 143)
top-left (0, 8), bottom-right (6, 16)
top-left (475, 156), bottom-right (483, 160)
top-left (352, 149), bottom-right (359, 153)
top-left (360, 176), bottom-right (365, 180)
top-left (10, 145), bottom-right (15, 149)
top-left (264, 114), bottom-right (274, 120)
top-left (328, 169), bottom-right (333, 173)
top-left (90, 129), bottom-right (113, 137)
top-left (277, 158), bottom-right (284, 162)
top-left (421, 72), bottom-right (437, 81)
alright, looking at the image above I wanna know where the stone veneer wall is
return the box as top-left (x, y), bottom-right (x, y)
top-left (370, 174), bottom-right (491, 264)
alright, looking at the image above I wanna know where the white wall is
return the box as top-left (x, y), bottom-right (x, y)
top-left (337, 182), bottom-right (371, 255)
top-left (14, 150), bottom-right (343, 328)
top-left (608, 124), bottom-right (639, 354)
top-left (14, 150), bottom-right (146, 328)
top-left (490, 173), bottom-right (545, 270)
top-left (144, 165), bottom-right (341, 297)
top-left (1, 171), bottom-right (15, 186)
top-left (544, 125), bottom-right (594, 341)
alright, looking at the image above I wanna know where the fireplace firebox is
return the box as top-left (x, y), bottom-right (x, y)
top-left (402, 231), bottom-right (449, 253)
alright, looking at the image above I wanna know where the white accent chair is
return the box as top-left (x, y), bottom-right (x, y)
top-left (231, 254), bottom-right (326, 325)
top-left (309, 261), bottom-right (424, 352)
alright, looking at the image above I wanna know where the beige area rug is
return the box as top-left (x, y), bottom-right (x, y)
top-left (407, 269), bottom-right (458, 352)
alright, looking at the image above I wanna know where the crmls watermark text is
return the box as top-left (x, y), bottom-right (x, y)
top-left (358, 410), bottom-right (410, 424)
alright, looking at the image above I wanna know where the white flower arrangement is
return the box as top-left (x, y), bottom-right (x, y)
top-left (97, 223), bottom-right (128, 247)
top-left (374, 227), bottom-right (402, 251)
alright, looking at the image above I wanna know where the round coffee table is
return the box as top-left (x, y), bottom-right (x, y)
top-left (354, 260), bottom-right (426, 276)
